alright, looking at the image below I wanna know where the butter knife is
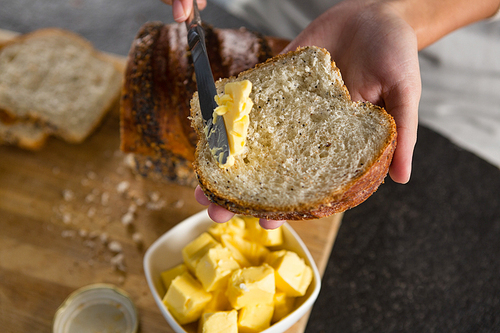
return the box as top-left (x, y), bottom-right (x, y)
top-left (185, 0), bottom-right (230, 165)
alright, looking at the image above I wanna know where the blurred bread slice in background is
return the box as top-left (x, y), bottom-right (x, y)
top-left (0, 28), bottom-right (123, 149)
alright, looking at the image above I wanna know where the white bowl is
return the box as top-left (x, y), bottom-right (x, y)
top-left (144, 209), bottom-right (321, 333)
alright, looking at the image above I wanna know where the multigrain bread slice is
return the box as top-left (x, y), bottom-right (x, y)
top-left (191, 46), bottom-right (397, 220)
top-left (0, 28), bottom-right (122, 145)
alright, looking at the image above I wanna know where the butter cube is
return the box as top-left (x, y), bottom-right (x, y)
top-left (221, 234), bottom-right (269, 266)
top-left (244, 216), bottom-right (283, 246)
top-left (182, 232), bottom-right (220, 273)
top-left (199, 310), bottom-right (238, 333)
top-left (238, 303), bottom-right (274, 333)
top-left (266, 250), bottom-right (313, 297)
top-left (204, 289), bottom-right (231, 314)
top-left (272, 291), bottom-right (295, 323)
top-left (226, 264), bottom-right (275, 310)
top-left (208, 216), bottom-right (246, 242)
top-left (160, 263), bottom-right (188, 294)
top-left (163, 272), bottom-right (212, 325)
top-left (220, 235), bottom-right (252, 268)
top-left (196, 247), bottom-right (240, 292)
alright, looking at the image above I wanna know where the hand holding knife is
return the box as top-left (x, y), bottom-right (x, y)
top-left (185, 0), bottom-right (230, 166)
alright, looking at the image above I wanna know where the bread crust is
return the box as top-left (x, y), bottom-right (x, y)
top-left (192, 47), bottom-right (397, 220)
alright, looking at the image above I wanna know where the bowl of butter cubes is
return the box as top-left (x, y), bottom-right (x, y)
top-left (144, 209), bottom-right (321, 333)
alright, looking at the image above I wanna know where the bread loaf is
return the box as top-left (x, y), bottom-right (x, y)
top-left (0, 28), bottom-right (123, 148)
top-left (120, 22), bottom-right (288, 187)
top-left (191, 46), bottom-right (397, 220)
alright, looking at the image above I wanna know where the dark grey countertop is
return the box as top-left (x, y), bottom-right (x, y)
top-left (2, 1), bottom-right (499, 332)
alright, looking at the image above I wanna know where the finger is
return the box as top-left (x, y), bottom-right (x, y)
top-left (207, 204), bottom-right (235, 223)
top-left (384, 79), bottom-right (420, 184)
top-left (259, 219), bottom-right (286, 230)
top-left (197, 0), bottom-right (207, 10)
top-left (388, 119), bottom-right (417, 184)
top-left (194, 185), bottom-right (211, 206)
top-left (172, 0), bottom-right (191, 22)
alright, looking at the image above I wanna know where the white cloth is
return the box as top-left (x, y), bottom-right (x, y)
top-left (212, 0), bottom-right (500, 169)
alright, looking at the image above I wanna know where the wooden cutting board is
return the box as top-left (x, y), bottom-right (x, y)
top-left (0, 29), bottom-right (342, 333)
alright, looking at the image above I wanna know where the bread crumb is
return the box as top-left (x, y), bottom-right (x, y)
top-left (83, 239), bottom-right (96, 248)
top-left (128, 203), bottom-right (137, 213)
top-left (87, 171), bottom-right (97, 180)
top-left (61, 230), bottom-right (76, 238)
top-left (111, 253), bottom-right (126, 272)
top-left (146, 200), bottom-right (166, 211)
top-left (62, 189), bottom-right (75, 201)
top-left (52, 166), bottom-right (61, 175)
top-left (116, 181), bottom-right (130, 194)
top-left (100, 232), bottom-right (109, 244)
top-left (121, 212), bottom-right (134, 226)
top-left (173, 199), bottom-right (184, 209)
top-left (132, 232), bottom-right (143, 246)
top-left (124, 153), bottom-right (136, 169)
top-left (85, 193), bottom-right (96, 203)
top-left (149, 191), bottom-right (160, 202)
top-left (101, 192), bottom-right (110, 206)
top-left (62, 213), bottom-right (72, 224)
top-left (87, 207), bottom-right (96, 218)
top-left (78, 229), bottom-right (88, 238)
top-left (108, 240), bottom-right (122, 253)
top-left (134, 197), bottom-right (145, 206)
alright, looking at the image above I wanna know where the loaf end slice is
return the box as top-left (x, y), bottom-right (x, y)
top-left (191, 46), bottom-right (397, 220)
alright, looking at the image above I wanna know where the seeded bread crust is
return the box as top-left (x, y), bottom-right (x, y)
top-left (191, 46), bottom-right (397, 220)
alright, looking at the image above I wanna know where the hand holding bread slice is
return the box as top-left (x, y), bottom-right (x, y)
top-left (191, 46), bottom-right (396, 220)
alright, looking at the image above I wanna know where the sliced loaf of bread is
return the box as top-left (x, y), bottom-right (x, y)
top-left (0, 28), bottom-right (122, 146)
top-left (191, 46), bottom-right (397, 220)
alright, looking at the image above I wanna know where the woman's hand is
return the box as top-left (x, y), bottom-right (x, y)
top-left (193, 0), bottom-right (421, 228)
top-left (161, 0), bottom-right (207, 22)
top-left (283, 0), bottom-right (421, 184)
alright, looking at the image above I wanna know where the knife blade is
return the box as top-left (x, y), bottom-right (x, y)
top-left (185, 0), bottom-right (230, 166)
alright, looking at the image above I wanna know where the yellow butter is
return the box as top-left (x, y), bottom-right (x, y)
top-left (220, 234), bottom-right (252, 268)
top-left (244, 216), bottom-right (283, 247)
top-left (212, 80), bottom-right (253, 168)
top-left (199, 310), bottom-right (238, 333)
top-left (221, 234), bottom-right (269, 266)
top-left (195, 247), bottom-right (240, 292)
top-left (160, 263), bottom-right (188, 294)
top-left (266, 250), bottom-right (313, 297)
top-left (238, 303), bottom-right (274, 333)
top-left (207, 216), bottom-right (246, 242)
top-left (272, 290), bottom-right (295, 323)
top-left (182, 232), bottom-right (220, 273)
top-left (163, 272), bottom-right (212, 325)
top-left (226, 264), bottom-right (275, 310)
top-left (203, 289), bottom-right (231, 314)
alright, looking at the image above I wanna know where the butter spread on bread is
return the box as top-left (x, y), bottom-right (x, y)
top-left (190, 46), bottom-right (397, 220)
top-left (211, 80), bottom-right (253, 168)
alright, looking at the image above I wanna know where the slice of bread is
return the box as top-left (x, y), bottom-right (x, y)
top-left (0, 120), bottom-right (49, 150)
top-left (191, 46), bottom-right (397, 220)
top-left (0, 28), bottom-right (122, 145)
